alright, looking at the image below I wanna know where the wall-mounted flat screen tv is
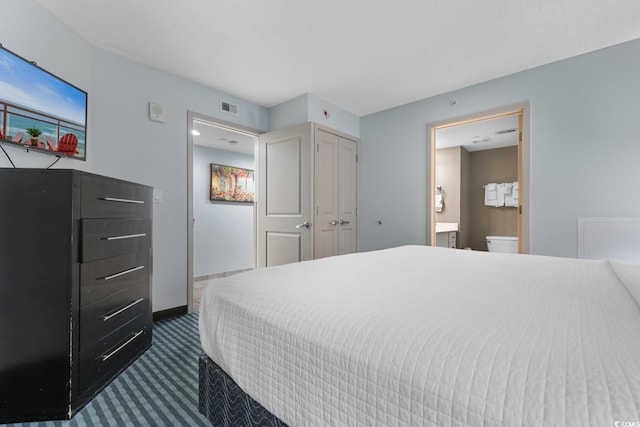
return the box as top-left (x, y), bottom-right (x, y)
top-left (0, 44), bottom-right (87, 160)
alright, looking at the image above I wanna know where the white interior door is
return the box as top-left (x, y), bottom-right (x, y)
top-left (338, 137), bottom-right (357, 255)
top-left (257, 123), bottom-right (313, 267)
top-left (314, 129), bottom-right (340, 259)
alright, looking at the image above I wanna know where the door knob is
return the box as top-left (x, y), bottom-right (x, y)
top-left (295, 221), bottom-right (311, 229)
top-left (330, 220), bottom-right (338, 225)
top-left (339, 220), bottom-right (350, 225)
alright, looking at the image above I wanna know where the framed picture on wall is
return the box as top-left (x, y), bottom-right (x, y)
top-left (210, 163), bottom-right (255, 203)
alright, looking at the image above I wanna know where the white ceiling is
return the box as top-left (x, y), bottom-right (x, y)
top-left (192, 120), bottom-right (256, 156)
top-left (436, 115), bottom-right (519, 152)
top-left (37, 0), bottom-right (640, 117)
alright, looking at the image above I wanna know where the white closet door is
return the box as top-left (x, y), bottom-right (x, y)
top-left (257, 123), bottom-right (313, 267)
top-left (314, 129), bottom-right (358, 258)
top-left (338, 137), bottom-right (357, 255)
top-left (314, 129), bottom-right (340, 259)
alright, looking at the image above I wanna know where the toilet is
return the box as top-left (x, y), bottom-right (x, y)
top-left (485, 236), bottom-right (518, 253)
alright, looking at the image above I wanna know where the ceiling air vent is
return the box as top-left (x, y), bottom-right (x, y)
top-left (220, 100), bottom-right (239, 116)
top-left (470, 137), bottom-right (491, 144)
top-left (495, 128), bottom-right (517, 135)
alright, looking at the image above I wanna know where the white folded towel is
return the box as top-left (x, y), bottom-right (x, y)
top-left (496, 183), bottom-right (511, 206)
top-left (505, 181), bottom-right (519, 207)
top-left (484, 183), bottom-right (501, 206)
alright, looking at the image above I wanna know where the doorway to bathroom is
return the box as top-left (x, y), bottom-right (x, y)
top-left (427, 104), bottom-right (529, 253)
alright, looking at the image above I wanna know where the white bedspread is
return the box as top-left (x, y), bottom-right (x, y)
top-left (199, 245), bottom-right (640, 426)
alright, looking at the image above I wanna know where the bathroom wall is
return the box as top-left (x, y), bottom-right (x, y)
top-left (435, 147), bottom-right (461, 224)
top-left (459, 148), bottom-right (471, 248)
top-left (435, 146), bottom-right (470, 247)
top-left (469, 146), bottom-right (518, 250)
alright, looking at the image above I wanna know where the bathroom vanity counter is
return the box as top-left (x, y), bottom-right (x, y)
top-left (435, 223), bottom-right (458, 248)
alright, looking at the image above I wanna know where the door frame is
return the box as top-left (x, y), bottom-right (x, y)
top-left (426, 102), bottom-right (530, 253)
top-left (186, 111), bottom-right (263, 313)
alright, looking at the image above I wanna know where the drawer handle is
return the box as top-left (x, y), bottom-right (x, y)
top-left (102, 298), bottom-right (145, 321)
top-left (103, 233), bottom-right (147, 241)
top-left (104, 265), bottom-right (145, 281)
top-left (101, 197), bottom-right (145, 204)
top-left (100, 330), bottom-right (144, 361)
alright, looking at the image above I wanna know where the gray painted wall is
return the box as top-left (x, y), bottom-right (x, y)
top-left (193, 146), bottom-right (254, 278)
top-left (360, 38), bottom-right (640, 257)
top-left (0, 0), bottom-right (269, 311)
top-left (269, 93), bottom-right (360, 137)
top-left (268, 94), bottom-right (309, 131)
top-left (307, 94), bottom-right (360, 137)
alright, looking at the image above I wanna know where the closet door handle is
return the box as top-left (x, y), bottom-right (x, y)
top-left (104, 265), bottom-right (145, 281)
top-left (103, 233), bottom-right (147, 241)
top-left (101, 197), bottom-right (145, 204)
top-left (295, 222), bottom-right (311, 229)
top-left (339, 220), bottom-right (350, 225)
top-left (330, 220), bottom-right (338, 226)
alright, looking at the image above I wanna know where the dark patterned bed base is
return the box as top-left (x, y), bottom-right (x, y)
top-left (198, 353), bottom-right (288, 427)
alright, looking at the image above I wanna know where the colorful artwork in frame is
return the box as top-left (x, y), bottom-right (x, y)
top-left (210, 163), bottom-right (255, 203)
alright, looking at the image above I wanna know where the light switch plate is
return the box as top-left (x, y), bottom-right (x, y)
top-left (153, 188), bottom-right (163, 203)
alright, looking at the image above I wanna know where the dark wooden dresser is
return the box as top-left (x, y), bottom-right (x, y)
top-left (0, 169), bottom-right (153, 423)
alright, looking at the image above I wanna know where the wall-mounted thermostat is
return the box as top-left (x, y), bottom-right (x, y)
top-left (149, 102), bottom-right (165, 123)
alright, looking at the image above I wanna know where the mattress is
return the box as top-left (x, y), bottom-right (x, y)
top-left (199, 245), bottom-right (640, 426)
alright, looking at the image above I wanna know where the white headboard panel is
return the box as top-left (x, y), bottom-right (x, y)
top-left (578, 218), bottom-right (640, 264)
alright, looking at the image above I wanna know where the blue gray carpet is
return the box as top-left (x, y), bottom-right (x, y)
top-left (3, 313), bottom-right (209, 427)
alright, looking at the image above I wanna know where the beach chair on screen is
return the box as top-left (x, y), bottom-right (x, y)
top-left (47, 134), bottom-right (79, 155)
top-left (12, 132), bottom-right (24, 143)
top-left (0, 131), bottom-right (25, 143)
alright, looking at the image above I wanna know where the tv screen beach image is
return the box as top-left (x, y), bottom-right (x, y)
top-left (0, 47), bottom-right (87, 159)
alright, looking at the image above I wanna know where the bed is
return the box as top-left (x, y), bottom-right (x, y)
top-left (198, 245), bottom-right (640, 426)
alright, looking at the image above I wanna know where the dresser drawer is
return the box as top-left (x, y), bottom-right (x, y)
top-left (81, 175), bottom-right (151, 219)
top-left (81, 218), bottom-right (151, 262)
top-left (80, 282), bottom-right (150, 348)
top-left (80, 251), bottom-right (150, 307)
top-left (78, 320), bottom-right (151, 399)
top-left (80, 313), bottom-right (150, 362)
